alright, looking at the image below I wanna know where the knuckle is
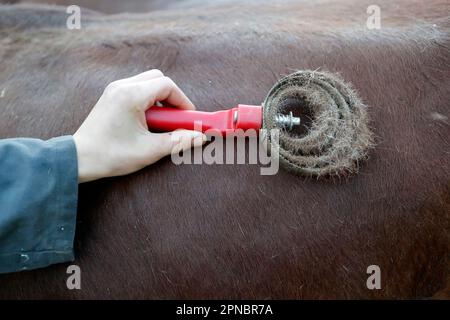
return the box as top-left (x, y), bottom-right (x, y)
top-left (149, 69), bottom-right (164, 77)
top-left (161, 76), bottom-right (175, 87)
top-left (104, 81), bottom-right (120, 94)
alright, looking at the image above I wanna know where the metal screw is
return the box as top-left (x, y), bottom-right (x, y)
top-left (276, 111), bottom-right (301, 130)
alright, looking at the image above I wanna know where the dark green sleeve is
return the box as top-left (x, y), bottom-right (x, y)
top-left (0, 136), bottom-right (78, 273)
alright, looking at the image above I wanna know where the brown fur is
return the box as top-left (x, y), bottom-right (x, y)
top-left (0, 0), bottom-right (449, 299)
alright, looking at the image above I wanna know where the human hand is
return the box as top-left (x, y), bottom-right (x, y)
top-left (73, 70), bottom-right (206, 183)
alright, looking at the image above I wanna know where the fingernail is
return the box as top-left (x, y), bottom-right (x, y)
top-left (192, 131), bottom-right (203, 139)
top-left (192, 131), bottom-right (207, 144)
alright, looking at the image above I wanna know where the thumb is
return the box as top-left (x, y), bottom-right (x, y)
top-left (156, 130), bottom-right (206, 157)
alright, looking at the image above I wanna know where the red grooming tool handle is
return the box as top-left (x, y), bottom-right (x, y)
top-left (145, 104), bottom-right (262, 136)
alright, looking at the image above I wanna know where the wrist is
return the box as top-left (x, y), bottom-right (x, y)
top-left (73, 134), bottom-right (103, 183)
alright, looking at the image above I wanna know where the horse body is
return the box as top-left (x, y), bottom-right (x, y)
top-left (0, 0), bottom-right (449, 298)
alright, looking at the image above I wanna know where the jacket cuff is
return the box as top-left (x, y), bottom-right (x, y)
top-left (0, 136), bottom-right (78, 273)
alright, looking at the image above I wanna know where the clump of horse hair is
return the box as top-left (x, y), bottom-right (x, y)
top-left (262, 70), bottom-right (374, 177)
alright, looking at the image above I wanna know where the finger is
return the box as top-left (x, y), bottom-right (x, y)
top-left (127, 77), bottom-right (196, 111)
top-left (116, 69), bottom-right (164, 85)
top-left (154, 130), bottom-right (206, 158)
